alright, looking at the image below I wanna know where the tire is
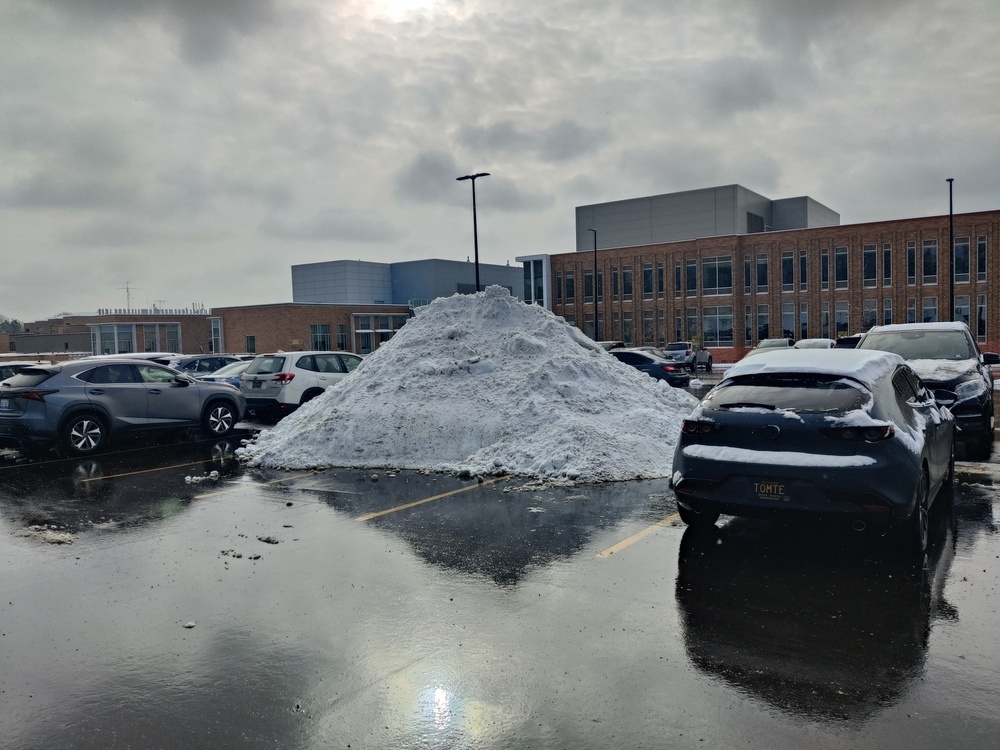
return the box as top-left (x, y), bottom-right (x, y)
top-left (678, 503), bottom-right (720, 529)
top-left (62, 414), bottom-right (106, 456)
top-left (901, 469), bottom-right (929, 558)
top-left (942, 444), bottom-right (956, 497)
top-left (705, 357), bottom-right (713, 373)
top-left (202, 401), bottom-right (237, 436)
top-left (300, 389), bottom-right (324, 405)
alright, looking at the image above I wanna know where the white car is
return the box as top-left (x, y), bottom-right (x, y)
top-left (240, 351), bottom-right (364, 421)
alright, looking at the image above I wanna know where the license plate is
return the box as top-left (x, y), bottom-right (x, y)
top-left (252, 381), bottom-right (262, 389)
top-left (753, 480), bottom-right (790, 502)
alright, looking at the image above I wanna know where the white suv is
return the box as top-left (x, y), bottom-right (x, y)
top-left (240, 351), bottom-right (363, 421)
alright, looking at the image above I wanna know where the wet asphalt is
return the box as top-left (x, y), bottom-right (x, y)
top-left (1, 424), bottom-right (1000, 749)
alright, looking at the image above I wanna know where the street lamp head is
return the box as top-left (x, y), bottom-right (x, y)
top-left (457, 172), bottom-right (490, 181)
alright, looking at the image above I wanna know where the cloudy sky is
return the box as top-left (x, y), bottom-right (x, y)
top-left (2, 0), bottom-right (998, 321)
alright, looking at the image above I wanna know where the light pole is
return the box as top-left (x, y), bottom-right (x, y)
top-left (456, 172), bottom-right (490, 292)
top-left (588, 228), bottom-right (600, 340)
top-left (947, 178), bottom-right (954, 322)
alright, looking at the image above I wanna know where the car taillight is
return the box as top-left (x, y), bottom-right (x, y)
top-left (661, 365), bottom-right (678, 372)
top-left (822, 425), bottom-right (895, 441)
top-left (21, 390), bottom-right (57, 402)
top-left (686, 349), bottom-right (692, 356)
top-left (273, 373), bottom-right (295, 384)
top-left (682, 419), bottom-right (721, 435)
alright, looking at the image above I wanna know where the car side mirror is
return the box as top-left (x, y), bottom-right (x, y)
top-left (174, 374), bottom-right (194, 385)
top-left (982, 352), bottom-right (1000, 366)
top-left (933, 388), bottom-right (957, 407)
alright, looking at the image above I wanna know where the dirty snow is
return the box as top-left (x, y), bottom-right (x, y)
top-left (239, 286), bottom-right (699, 482)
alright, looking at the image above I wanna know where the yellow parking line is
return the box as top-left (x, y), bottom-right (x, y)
top-left (355, 476), bottom-right (506, 521)
top-left (194, 471), bottom-right (322, 499)
top-left (80, 459), bottom-right (227, 483)
top-left (595, 513), bottom-right (679, 558)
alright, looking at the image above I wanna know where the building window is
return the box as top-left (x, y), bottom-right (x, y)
top-left (955, 295), bottom-right (971, 327)
top-left (657, 310), bottom-right (666, 346)
top-left (674, 312), bottom-right (682, 341)
top-left (756, 304), bottom-right (769, 340)
top-left (883, 298), bottom-right (892, 326)
top-left (883, 244), bottom-right (892, 287)
top-left (584, 313), bottom-right (595, 339)
top-left (533, 259), bottom-right (544, 305)
top-left (246, 335), bottom-right (256, 354)
top-left (954, 236), bottom-right (970, 284)
top-left (565, 272), bottom-right (575, 302)
top-left (643, 310), bottom-right (654, 344)
top-left (613, 312), bottom-right (622, 340)
top-left (210, 318), bottom-right (222, 353)
top-left (800, 302), bottom-right (808, 339)
top-left (584, 270), bottom-right (595, 304)
top-left (165, 324), bottom-right (179, 352)
top-left (642, 264), bottom-right (654, 301)
top-left (612, 267), bottom-right (619, 301)
top-left (863, 245), bottom-right (877, 288)
top-left (143, 324), bottom-right (159, 352)
top-left (756, 254), bottom-right (768, 293)
top-left (822, 302), bottom-right (830, 338)
top-left (835, 300), bottom-right (849, 337)
top-left (907, 241), bottom-right (916, 285)
top-left (922, 297), bottom-right (938, 323)
top-left (799, 254), bottom-right (807, 291)
top-left (686, 307), bottom-right (698, 340)
top-left (821, 250), bottom-right (829, 291)
top-left (92, 324), bottom-right (135, 355)
top-left (978, 294), bottom-right (987, 343)
top-left (744, 259), bottom-right (751, 294)
top-left (781, 252), bottom-right (793, 292)
top-left (674, 265), bottom-right (681, 298)
top-left (622, 312), bottom-right (634, 344)
top-left (702, 306), bottom-right (733, 346)
top-left (863, 299), bottom-right (877, 330)
top-left (657, 263), bottom-right (665, 300)
top-left (744, 305), bottom-right (752, 345)
top-left (555, 274), bottom-right (563, 302)
top-left (337, 324), bottom-right (348, 350)
top-left (702, 256), bottom-right (733, 296)
top-left (834, 247), bottom-right (848, 290)
top-left (781, 302), bottom-right (794, 338)
top-left (922, 240), bottom-right (938, 285)
top-left (622, 267), bottom-right (633, 302)
top-left (685, 260), bottom-right (697, 297)
top-left (310, 323), bottom-right (331, 351)
top-left (977, 236), bottom-right (987, 282)
top-left (907, 297), bottom-right (916, 324)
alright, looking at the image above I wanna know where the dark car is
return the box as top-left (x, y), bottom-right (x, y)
top-left (670, 349), bottom-right (955, 555)
top-left (0, 359), bottom-right (246, 456)
top-left (609, 348), bottom-right (691, 387)
top-left (168, 355), bottom-right (243, 373)
top-left (741, 337), bottom-right (795, 359)
top-left (857, 322), bottom-right (999, 459)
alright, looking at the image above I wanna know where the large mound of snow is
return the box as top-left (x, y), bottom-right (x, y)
top-left (239, 286), bottom-right (698, 482)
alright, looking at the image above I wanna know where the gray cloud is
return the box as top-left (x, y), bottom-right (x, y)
top-left (261, 211), bottom-right (402, 243)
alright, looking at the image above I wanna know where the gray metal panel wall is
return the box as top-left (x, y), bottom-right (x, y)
top-left (292, 261), bottom-right (392, 304)
top-left (390, 259), bottom-right (524, 305)
top-left (771, 197), bottom-right (840, 229)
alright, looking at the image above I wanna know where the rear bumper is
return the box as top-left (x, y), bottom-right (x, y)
top-left (244, 398), bottom-right (298, 421)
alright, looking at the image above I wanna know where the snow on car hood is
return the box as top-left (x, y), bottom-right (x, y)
top-left (904, 358), bottom-right (980, 383)
top-left (239, 286), bottom-right (699, 482)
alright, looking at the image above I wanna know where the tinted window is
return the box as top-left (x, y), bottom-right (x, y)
top-left (860, 330), bottom-right (974, 360)
top-left (340, 355), bottom-right (363, 372)
top-left (708, 375), bottom-right (870, 414)
top-left (1, 368), bottom-right (57, 387)
top-left (83, 364), bottom-right (139, 384)
top-left (246, 356), bottom-right (286, 375)
top-left (296, 355), bottom-right (318, 372)
top-left (611, 352), bottom-right (642, 365)
top-left (315, 355), bottom-right (345, 373)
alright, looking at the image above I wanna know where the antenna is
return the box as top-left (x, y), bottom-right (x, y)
top-left (116, 282), bottom-right (140, 311)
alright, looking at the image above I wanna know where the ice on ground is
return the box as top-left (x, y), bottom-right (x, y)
top-left (238, 286), bottom-right (698, 482)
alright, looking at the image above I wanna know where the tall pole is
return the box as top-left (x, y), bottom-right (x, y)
top-left (457, 173), bottom-right (490, 292)
top-left (588, 228), bottom-right (600, 340)
top-left (947, 178), bottom-right (954, 322)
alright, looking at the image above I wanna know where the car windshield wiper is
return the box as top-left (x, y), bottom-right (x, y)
top-left (717, 401), bottom-right (776, 410)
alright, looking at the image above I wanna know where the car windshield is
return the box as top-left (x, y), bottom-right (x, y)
top-left (756, 339), bottom-right (791, 348)
top-left (211, 361), bottom-right (248, 376)
top-left (1, 368), bottom-right (57, 388)
top-left (246, 356), bottom-right (287, 375)
top-left (706, 374), bottom-right (870, 414)
top-left (665, 343), bottom-right (689, 351)
top-left (860, 330), bottom-right (974, 360)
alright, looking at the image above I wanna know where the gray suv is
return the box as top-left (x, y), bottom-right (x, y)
top-left (663, 341), bottom-right (713, 372)
top-left (0, 359), bottom-right (245, 456)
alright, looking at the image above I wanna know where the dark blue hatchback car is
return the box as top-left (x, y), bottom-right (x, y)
top-left (609, 348), bottom-right (691, 388)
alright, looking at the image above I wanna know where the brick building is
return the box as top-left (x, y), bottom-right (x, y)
top-left (534, 209), bottom-right (1000, 362)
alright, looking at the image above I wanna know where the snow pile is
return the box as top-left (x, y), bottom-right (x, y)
top-left (239, 286), bottom-right (698, 482)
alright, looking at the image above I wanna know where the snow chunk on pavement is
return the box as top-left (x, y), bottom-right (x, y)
top-left (239, 286), bottom-right (698, 482)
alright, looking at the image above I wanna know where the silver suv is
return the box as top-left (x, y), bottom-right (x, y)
top-left (0, 359), bottom-right (245, 456)
top-left (240, 351), bottom-right (363, 421)
top-left (663, 341), bottom-right (713, 372)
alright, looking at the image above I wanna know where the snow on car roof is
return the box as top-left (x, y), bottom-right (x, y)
top-left (725, 348), bottom-right (905, 389)
top-left (866, 321), bottom-right (970, 334)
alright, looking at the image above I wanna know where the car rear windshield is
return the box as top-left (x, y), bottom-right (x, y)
top-left (1, 368), bottom-right (58, 388)
top-left (665, 343), bottom-right (689, 351)
top-left (245, 356), bottom-right (287, 375)
top-left (860, 330), bottom-right (974, 360)
top-left (707, 374), bottom-right (870, 414)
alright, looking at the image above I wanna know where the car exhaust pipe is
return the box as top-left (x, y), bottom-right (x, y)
top-left (853, 520), bottom-right (866, 532)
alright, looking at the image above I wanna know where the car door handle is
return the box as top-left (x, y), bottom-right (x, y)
top-left (88, 389), bottom-right (105, 395)
top-left (148, 389), bottom-right (162, 395)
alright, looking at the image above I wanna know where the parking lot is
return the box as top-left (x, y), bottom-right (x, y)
top-left (2, 431), bottom-right (1000, 748)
